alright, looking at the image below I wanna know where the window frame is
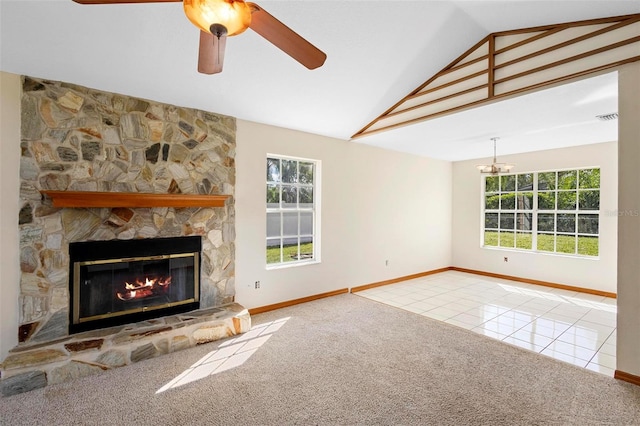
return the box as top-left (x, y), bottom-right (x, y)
top-left (266, 154), bottom-right (321, 269)
top-left (482, 167), bottom-right (600, 258)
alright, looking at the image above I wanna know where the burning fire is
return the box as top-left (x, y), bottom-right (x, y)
top-left (116, 276), bottom-right (172, 301)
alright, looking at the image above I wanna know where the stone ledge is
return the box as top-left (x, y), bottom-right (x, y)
top-left (0, 303), bottom-right (250, 397)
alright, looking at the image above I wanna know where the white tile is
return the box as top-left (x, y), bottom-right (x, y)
top-left (585, 362), bottom-right (615, 376)
top-left (471, 327), bottom-right (509, 340)
top-left (597, 342), bottom-right (616, 356)
top-left (361, 271), bottom-right (617, 375)
top-left (545, 340), bottom-right (597, 361)
top-left (590, 352), bottom-right (616, 369)
top-left (540, 348), bottom-right (589, 368)
top-left (508, 329), bottom-right (554, 348)
top-left (451, 312), bottom-right (487, 327)
top-left (502, 336), bottom-right (545, 352)
top-left (444, 318), bottom-right (476, 330)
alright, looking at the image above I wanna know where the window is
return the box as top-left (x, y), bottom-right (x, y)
top-left (483, 168), bottom-right (600, 257)
top-left (266, 155), bottom-right (319, 267)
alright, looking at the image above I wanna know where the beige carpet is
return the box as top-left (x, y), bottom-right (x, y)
top-left (1, 293), bottom-right (639, 425)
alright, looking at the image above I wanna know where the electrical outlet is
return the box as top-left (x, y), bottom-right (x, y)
top-left (385, 259), bottom-right (389, 266)
top-left (504, 257), bottom-right (508, 262)
top-left (254, 281), bottom-right (260, 289)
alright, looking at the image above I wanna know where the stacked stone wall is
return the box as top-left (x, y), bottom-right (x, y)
top-left (17, 76), bottom-right (236, 346)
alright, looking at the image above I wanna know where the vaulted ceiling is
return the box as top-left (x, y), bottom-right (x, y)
top-left (1, 1), bottom-right (639, 161)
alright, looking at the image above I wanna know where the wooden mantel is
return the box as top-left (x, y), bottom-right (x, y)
top-left (41, 190), bottom-right (230, 208)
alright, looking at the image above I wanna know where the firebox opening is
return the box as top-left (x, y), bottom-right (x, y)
top-left (69, 236), bottom-right (201, 334)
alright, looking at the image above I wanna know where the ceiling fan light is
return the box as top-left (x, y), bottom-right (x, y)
top-left (184, 0), bottom-right (252, 36)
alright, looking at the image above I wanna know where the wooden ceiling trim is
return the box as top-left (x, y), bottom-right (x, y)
top-left (494, 28), bottom-right (563, 55)
top-left (417, 56), bottom-right (487, 93)
top-left (495, 35), bottom-right (640, 86)
top-left (351, 13), bottom-right (640, 140)
top-left (445, 54), bottom-right (488, 74)
top-left (350, 36), bottom-right (490, 138)
top-left (379, 84), bottom-right (489, 121)
top-left (491, 13), bottom-right (640, 37)
top-left (495, 51), bottom-right (640, 96)
top-left (413, 67), bottom-right (487, 99)
top-left (495, 18), bottom-right (640, 71)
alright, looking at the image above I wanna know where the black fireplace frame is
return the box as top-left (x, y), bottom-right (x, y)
top-left (68, 236), bottom-right (201, 334)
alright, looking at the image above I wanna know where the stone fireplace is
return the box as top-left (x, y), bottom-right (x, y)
top-left (0, 76), bottom-right (250, 396)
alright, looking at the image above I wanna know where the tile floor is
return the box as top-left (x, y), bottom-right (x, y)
top-left (355, 270), bottom-right (617, 376)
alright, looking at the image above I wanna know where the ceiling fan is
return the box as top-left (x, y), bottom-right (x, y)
top-left (72, 0), bottom-right (327, 75)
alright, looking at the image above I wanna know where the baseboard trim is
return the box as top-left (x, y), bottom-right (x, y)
top-left (449, 267), bottom-right (616, 299)
top-left (248, 288), bottom-right (350, 315)
top-left (350, 267), bottom-right (452, 293)
top-left (615, 370), bottom-right (640, 386)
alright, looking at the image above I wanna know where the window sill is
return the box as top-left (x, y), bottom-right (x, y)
top-left (481, 245), bottom-right (599, 260)
top-left (266, 259), bottom-right (321, 271)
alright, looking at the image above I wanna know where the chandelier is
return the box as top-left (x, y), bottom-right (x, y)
top-left (476, 137), bottom-right (515, 175)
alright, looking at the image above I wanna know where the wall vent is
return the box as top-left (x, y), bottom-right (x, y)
top-left (596, 113), bottom-right (619, 121)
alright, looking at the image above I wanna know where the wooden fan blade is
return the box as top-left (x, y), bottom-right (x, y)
top-left (198, 31), bottom-right (226, 75)
top-left (73, 0), bottom-right (181, 4)
top-left (247, 2), bottom-right (326, 70)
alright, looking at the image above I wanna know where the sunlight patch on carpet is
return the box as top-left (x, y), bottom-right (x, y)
top-left (156, 317), bottom-right (290, 393)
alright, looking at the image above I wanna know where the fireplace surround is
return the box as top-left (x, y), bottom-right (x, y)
top-left (1, 76), bottom-right (246, 396)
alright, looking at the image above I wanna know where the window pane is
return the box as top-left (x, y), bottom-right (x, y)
top-left (283, 212), bottom-right (298, 236)
top-left (516, 232), bottom-right (532, 249)
top-left (557, 191), bottom-right (577, 210)
top-left (538, 191), bottom-right (555, 210)
top-left (283, 238), bottom-right (300, 263)
top-left (485, 213), bottom-right (498, 229)
top-left (557, 235), bottom-right (576, 254)
top-left (299, 162), bottom-right (314, 184)
top-left (485, 176), bottom-right (499, 193)
top-left (515, 213), bottom-right (533, 231)
top-left (517, 173), bottom-right (533, 191)
top-left (267, 183), bottom-right (279, 208)
top-left (558, 170), bottom-right (577, 190)
top-left (500, 213), bottom-right (514, 230)
top-left (282, 185), bottom-right (297, 208)
top-left (282, 160), bottom-right (298, 183)
top-left (499, 231), bottom-right (514, 248)
top-left (578, 236), bottom-right (599, 256)
top-left (485, 194), bottom-right (499, 209)
top-left (300, 186), bottom-right (313, 207)
top-left (579, 190), bottom-right (599, 210)
top-left (267, 158), bottom-right (280, 182)
top-left (578, 214), bottom-right (599, 234)
top-left (299, 237), bottom-right (313, 260)
top-left (538, 172), bottom-right (556, 190)
top-left (537, 234), bottom-right (554, 252)
top-left (501, 175), bottom-right (516, 192)
top-left (516, 192), bottom-right (533, 210)
top-left (266, 238), bottom-right (281, 264)
top-left (484, 231), bottom-right (498, 246)
top-left (266, 212), bottom-right (281, 238)
top-left (557, 213), bottom-right (576, 233)
top-left (538, 213), bottom-right (554, 232)
top-left (501, 193), bottom-right (515, 210)
top-left (579, 168), bottom-right (600, 189)
top-left (300, 212), bottom-right (313, 235)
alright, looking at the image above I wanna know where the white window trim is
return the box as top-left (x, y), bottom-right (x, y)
top-left (266, 154), bottom-right (321, 269)
top-left (481, 167), bottom-right (600, 258)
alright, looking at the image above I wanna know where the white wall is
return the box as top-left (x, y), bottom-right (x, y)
top-left (235, 120), bottom-right (452, 309)
top-left (0, 72), bottom-right (21, 360)
top-left (452, 142), bottom-right (617, 293)
top-left (617, 61), bottom-right (640, 376)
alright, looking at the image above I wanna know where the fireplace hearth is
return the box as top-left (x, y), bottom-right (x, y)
top-left (69, 236), bottom-right (201, 334)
